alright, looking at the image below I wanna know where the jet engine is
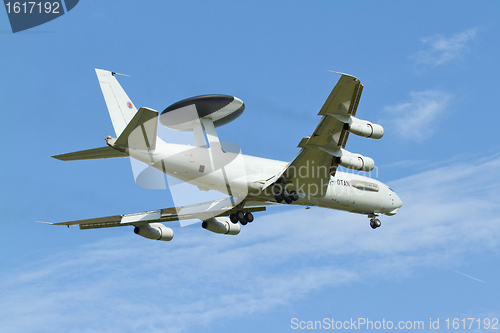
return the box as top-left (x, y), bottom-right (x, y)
top-left (202, 217), bottom-right (241, 235)
top-left (344, 116), bottom-right (384, 139)
top-left (134, 223), bottom-right (174, 241)
top-left (334, 148), bottom-right (375, 172)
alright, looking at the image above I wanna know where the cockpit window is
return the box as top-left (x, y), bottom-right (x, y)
top-left (389, 188), bottom-right (394, 192)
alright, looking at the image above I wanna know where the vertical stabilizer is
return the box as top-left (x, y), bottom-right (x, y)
top-left (95, 69), bottom-right (137, 137)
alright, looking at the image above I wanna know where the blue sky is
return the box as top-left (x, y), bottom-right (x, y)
top-left (1, 1), bottom-right (500, 332)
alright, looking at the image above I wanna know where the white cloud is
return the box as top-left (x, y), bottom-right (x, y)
top-left (384, 90), bottom-right (451, 141)
top-left (1, 155), bottom-right (500, 332)
top-left (413, 28), bottom-right (477, 67)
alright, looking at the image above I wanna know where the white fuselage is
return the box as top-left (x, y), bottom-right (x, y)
top-left (127, 138), bottom-right (402, 217)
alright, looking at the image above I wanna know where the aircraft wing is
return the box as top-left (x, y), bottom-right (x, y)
top-left (40, 198), bottom-right (268, 230)
top-left (276, 74), bottom-right (363, 197)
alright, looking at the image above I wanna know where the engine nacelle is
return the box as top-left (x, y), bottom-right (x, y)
top-left (134, 223), bottom-right (174, 241)
top-left (202, 217), bottom-right (241, 235)
top-left (334, 148), bottom-right (375, 172)
top-left (344, 116), bottom-right (384, 139)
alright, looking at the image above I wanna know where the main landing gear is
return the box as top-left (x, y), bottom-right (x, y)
top-left (230, 211), bottom-right (254, 225)
top-left (369, 217), bottom-right (381, 229)
top-left (274, 186), bottom-right (299, 204)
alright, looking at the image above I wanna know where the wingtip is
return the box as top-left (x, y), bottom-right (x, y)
top-left (327, 70), bottom-right (359, 80)
top-left (35, 221), bottom-right (54, 225)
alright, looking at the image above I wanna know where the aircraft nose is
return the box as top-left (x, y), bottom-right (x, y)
top-left (386, 188), bottom-right (403, 216)
top-left (393, 191), bottom-right (403, 208)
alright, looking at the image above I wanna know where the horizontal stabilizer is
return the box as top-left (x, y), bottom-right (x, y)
top-left (52, 146), bottom-right (127, 161)
top-left (114, 107), bottom-right (158, 150)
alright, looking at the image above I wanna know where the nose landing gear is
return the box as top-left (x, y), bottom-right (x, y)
top-left (369, 218), bottom-right (381, 229)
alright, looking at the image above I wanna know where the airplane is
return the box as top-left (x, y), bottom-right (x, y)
top-left (41, 69), bottom-right (403, 241)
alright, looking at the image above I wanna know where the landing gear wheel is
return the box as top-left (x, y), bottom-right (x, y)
top-left (290, 190), bottom-right (299, 201)
top-left (281, 189), bottom-right (292, 204)
top-left (274, 194), bottom-right (284, 203)
top-left (370, 218), bottom-right (381, 229)
top-left (236, 210), bottom-right (245, 220)
top-left (283, 194), bottom-right (293, 204)
top-left (230, 213), bottom-right (239, 224)
top-left (244, 212), bottom-right (254, 223)
top-left (235, 210), bottom-right (248, 225)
